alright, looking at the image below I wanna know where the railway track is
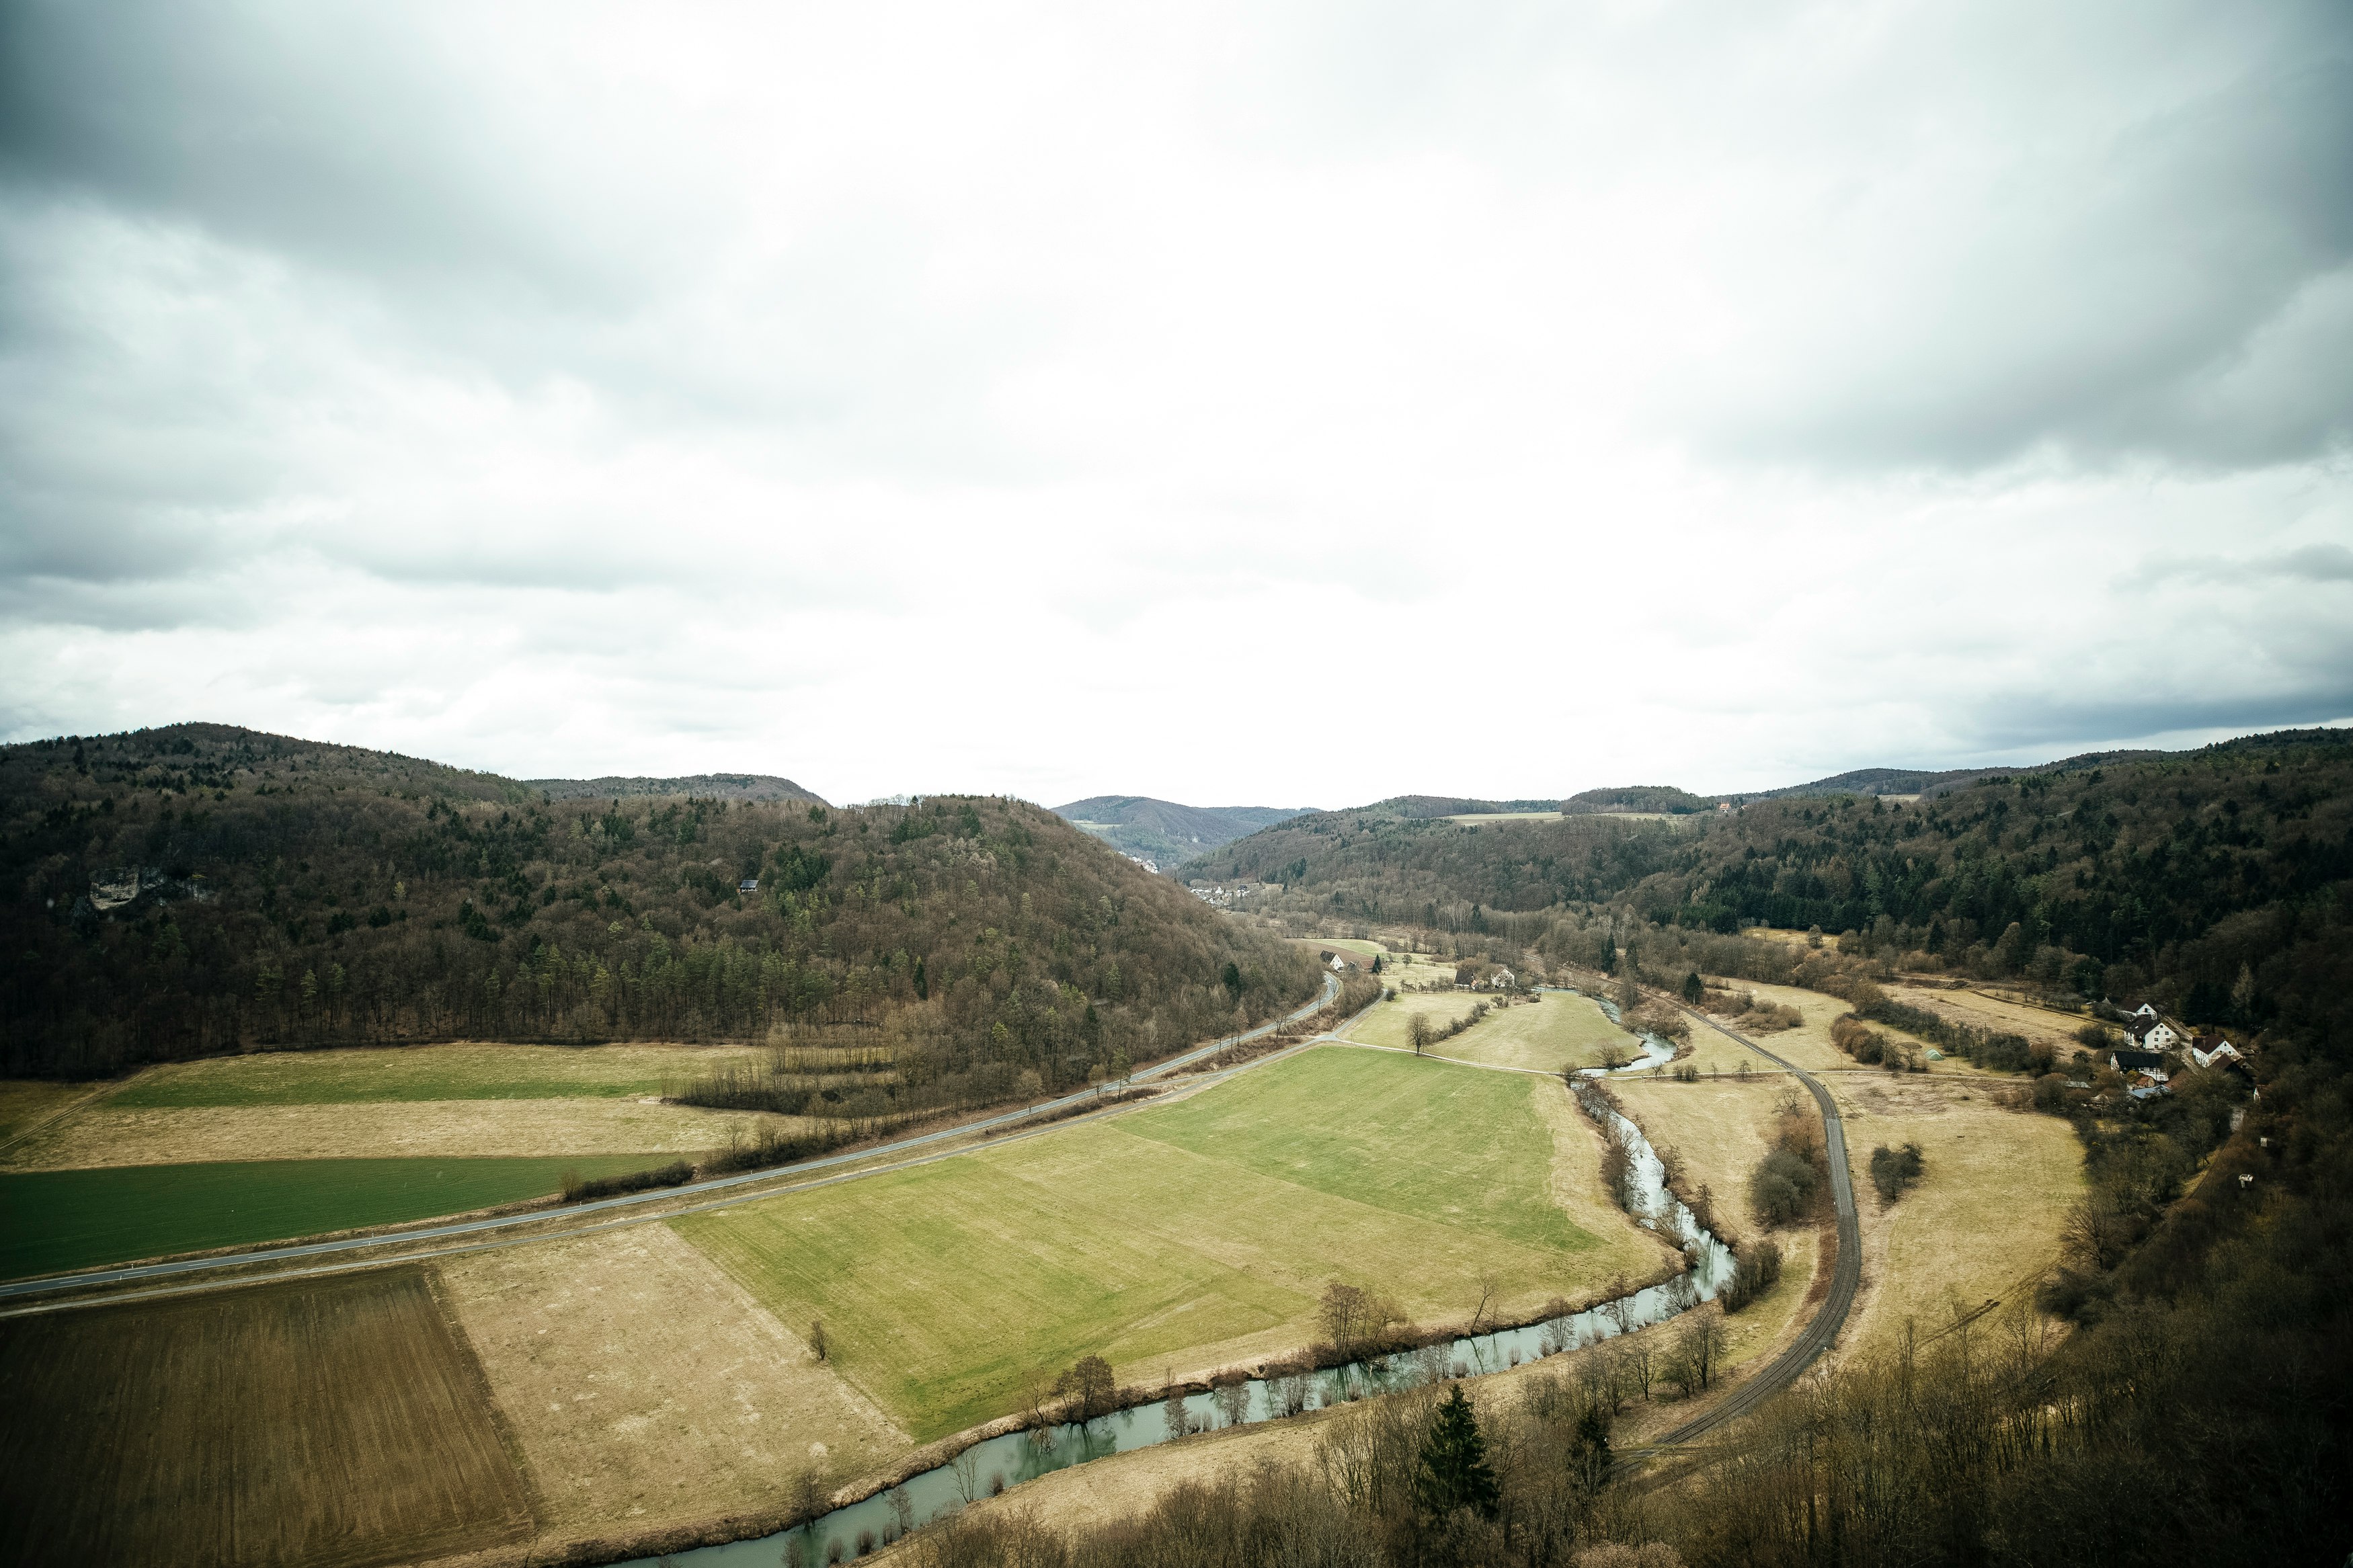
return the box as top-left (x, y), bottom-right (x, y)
top-left (1636, 1004), bottom-right (1864, 1450)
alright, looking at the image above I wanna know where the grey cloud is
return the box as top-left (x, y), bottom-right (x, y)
top-left (1960, 684), bottom-right (2353, 759)
top-left (1692, 5), bottom-right (2353, 472)
top-left (2121, 542), bottom-right (2353, 589)
top-left (0, 1), bottom-right (652, 306)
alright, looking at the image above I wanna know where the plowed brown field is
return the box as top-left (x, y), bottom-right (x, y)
top-left (0, 1267), bottom-right (533, 1568)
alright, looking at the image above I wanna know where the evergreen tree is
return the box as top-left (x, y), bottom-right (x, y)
top-left (1414, 1385), bottom-right (1499, 1520)
top-left (1682, 969), bottom-right (1704, 1005)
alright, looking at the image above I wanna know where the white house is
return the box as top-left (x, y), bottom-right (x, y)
top-left (1485, 966), bottom-right (1516, 990)
top-left (2124, 1016), bottom-right (2181, 1053)
top-left (2190, 1037), bottom-right (2244, 1071)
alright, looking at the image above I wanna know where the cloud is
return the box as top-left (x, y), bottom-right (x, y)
top-left (2122, 542), bottom-right (2353, 589)
top-left (1, 1), bottom-right (2350, 804)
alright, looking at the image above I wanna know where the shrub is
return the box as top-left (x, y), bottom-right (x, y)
top-left (1868, 1143), bottom-right (1925, 1204)
top-left (1753, 1148), bottom-right (1818, 1224)
top-left (561, 1159), bottom-right (694, 1203)
top-left (1718, 1238), bottom-right (1784, 1313)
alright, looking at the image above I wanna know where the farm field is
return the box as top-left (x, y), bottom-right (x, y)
top-left (442, 1225), bottom-right (909, 1538)
top-left (1, 1096), bottom-right (799, 1171)
top-left (0, 1079), bottom-right (95, 1149)
top-left (1826, 1074), bottom-right (2083, 1356)
top-left (1345, 987), bottom-right (1638, 1073)
top-left (1298, 937), bottom-right (1389, 959)
top-left (676, 1046), bottom-right (1669, 1444)
top-left (1884, 984), bottom-right (2087, 1054)
top-left (0, 1266), bottom-right (532, 1568)
top-left (0, 1153), bottom-right (674, 1278)
top-left (99, 1040), bottom-right (765, 1106)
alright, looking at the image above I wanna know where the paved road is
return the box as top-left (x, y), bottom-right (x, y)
top-left (1642, 1003), bottom-right (1864, 1450)
top-left (0, 973), bottom-right (1342, 1311)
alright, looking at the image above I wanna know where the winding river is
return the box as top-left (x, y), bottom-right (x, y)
top-left (630, 1026), bottom-right (1732, 1568)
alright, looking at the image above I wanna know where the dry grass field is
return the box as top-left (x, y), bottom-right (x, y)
top-left (99, 1041), bottom-right (767, 1107)
top-left (1683, 978), bottom-right (1956, 1076)
top-left (0, 1080), bottom-right (97, 1153)
top-left (1886, 984), bottom-right (2088, 1055)
top-left (1613, 1077), bottom-right (1804, 1244)
top-left (441, 1225), bottom-right (909, 1538)
top-left (2, 1096), bottom-right (800, 1171)
top-left (676, 1046), bottom-right (1671, 1443)
top-left (1296, 938), bottom-right (1389, 959)
top-left (0, 1267), bottom-right (533, 1568)
top-left (1827, 1075), bottom-right (2084, 1357)
top-left (1345, 989), bottom-right (1638, 1073)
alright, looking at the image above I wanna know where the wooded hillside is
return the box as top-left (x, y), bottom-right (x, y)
top-left (0, 725), bottom-right (1318, 1085)
top-left (1196, 730), bottom-right (2353, 1053)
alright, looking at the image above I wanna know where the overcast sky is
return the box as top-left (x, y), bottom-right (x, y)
top-left (3, 1), bottom-right (2350, 807)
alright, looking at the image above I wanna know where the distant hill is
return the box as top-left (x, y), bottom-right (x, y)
top-left (529, 773), bottom-right (828, 806)
top-left (1187, 725), bottom-right (2353, 914)
top-left (1373, 795), bottom-right (1562, 819)
top-left (1564, 785), bottom-right (1712, 815)
top-left (1051, 796), bottom-right (1316, 866)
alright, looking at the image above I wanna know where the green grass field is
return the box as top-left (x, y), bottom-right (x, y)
top-left (0, 1153), bottom-right (672, 1278)
top-left (1121, 1045), bottom-right (1589, 1250)
top-left (101, 1042), bottom-right (761, 1108)
top-left (1345, 989), bottom-right (1637, 1073)
top-left (675, 1047), bottom-right (1646, 1442)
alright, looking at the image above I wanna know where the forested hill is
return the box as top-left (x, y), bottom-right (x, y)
top-left (530, 773), bottom-right (827, 805)
top-left (1194, 729), bottom-right (2353, 1049)
top-left (1049, 796), bottom-right (1314, 866)
top-left (0, 724), bottom-right (1318, 1081)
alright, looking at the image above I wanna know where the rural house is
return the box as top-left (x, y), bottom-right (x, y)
top-left (2122, 1016), bottom-right (2181, 1053)
top-left (737, 877), bottom-right (758, 895)
top-left (2190, 1034), bottom-right (2244, 1071)
top-left (2110, 1048), bottom-right (2167, 1079)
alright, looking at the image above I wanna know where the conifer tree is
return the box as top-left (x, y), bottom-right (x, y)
top-left (1414, 1385), bottom-right (1500, 1520)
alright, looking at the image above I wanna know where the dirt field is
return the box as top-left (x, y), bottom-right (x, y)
top-left (676, 1046), bottom-right (1671, 1443)
top-left (1827, 1075), bottom-right (2084, 1358)
top-left (440, 1225), bottom-right (910, 1538)
top-left (3, 1096), bottom-right (802, 1171)
top-left (0, 1266), bottom-right (532, 1568)
top-left (1345, 989), bottom-right (1638, 1073)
